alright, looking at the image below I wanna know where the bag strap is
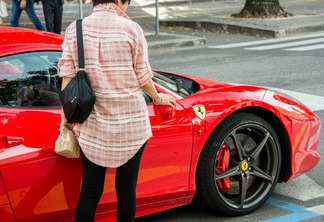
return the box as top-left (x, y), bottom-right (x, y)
top-left (76, 19), bottom-right (85, 70)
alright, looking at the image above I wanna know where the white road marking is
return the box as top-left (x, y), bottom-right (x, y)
top-left (284, 43), bottom-right (324, 51)
top-left (274, 175), bottom-right (324, 202)
top-left (208, 32), bottom-right (324, 49)
top-left (245, 38), bottom-right (324, 50)
top-left (307, 204), bottom-right (324, 215)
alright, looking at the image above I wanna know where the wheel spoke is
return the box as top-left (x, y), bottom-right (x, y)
top-left (231, 131), bottom-right (247, 160)
top-left (215, 166), bottom-right (240, 180)
top-left (252, 166), bottom-right (274, 183)
top-left (239, 175), bottom-right (249, 207)
top-left (251, 132), bottom-right (270, 159)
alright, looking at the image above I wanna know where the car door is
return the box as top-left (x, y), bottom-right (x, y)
top-left (0, 51), bottom-right (82, 222)
top-left (137, 101), bottom-right (193, 205)
top-left (0, 108), bottom-right (82, 222)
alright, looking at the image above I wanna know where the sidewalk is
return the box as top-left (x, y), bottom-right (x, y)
top-left (141, 0), bottom-right (324, 37)
top-left (133, 0), bottom-right (324, 50)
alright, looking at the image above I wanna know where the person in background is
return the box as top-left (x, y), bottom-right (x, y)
top-left (0, 0), bottom-right (9, 25)
top-left (10, 0), bottom-right (45, 30)
top-left (58, 0), bottom-right (175, 221)
top-left (41, 0), bottom-right (64, 34)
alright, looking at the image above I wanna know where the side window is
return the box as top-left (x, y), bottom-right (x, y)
top-left (0, 51), bottom-right (62, 107)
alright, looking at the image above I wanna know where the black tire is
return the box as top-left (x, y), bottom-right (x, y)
top-left (196, 112), bottom-right (281, 216)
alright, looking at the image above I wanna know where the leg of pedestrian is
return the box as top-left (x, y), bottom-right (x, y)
top-left (42, 0), bottom-right (63, 34)
top-left (24, 0), bottom-right (45, 30)
top-left (10, 0), bottom-right (23, 27)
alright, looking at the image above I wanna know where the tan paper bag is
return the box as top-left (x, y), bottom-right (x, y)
top-left (55, 126), bottom-right (80, 158)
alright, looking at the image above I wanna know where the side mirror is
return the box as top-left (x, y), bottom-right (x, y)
top-left (153, 103), bottom-right (176, 119)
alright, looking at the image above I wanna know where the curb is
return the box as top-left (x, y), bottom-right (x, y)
top-left (135, 0), bottom-right (215, 7)
top-left (160, 20), bottom-right (276, 37)
top-left (146, 33), bottom-right (206, 51)
top-left (160, 18), bottom-right (324, 37)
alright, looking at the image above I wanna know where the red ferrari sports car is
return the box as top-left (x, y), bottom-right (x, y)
top-left (0, 26), bottom-right (321, 222)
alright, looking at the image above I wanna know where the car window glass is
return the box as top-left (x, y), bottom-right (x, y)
top-left (0, 51), bottom-right (62, 107)
top-left (152, 72), bottom-right (191, 97)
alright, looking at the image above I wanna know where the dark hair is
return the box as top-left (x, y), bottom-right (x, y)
top-left (92, 0), bottom-right (128, 7)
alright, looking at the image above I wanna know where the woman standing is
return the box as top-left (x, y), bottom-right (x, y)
top-left (58, 0), bottom-right (175, 222)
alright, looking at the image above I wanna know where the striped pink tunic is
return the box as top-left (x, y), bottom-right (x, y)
top-left (58, 3), bottom-right (153, 167)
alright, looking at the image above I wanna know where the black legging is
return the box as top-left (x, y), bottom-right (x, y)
top-left (74, 142), bottom-right (146, 222)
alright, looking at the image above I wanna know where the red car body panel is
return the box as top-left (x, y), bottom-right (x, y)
top-left (179, 74), bottom-right (321, 182)
top-left (261, 91), bottom-right (321, 179)
top-left (0, 26), bottom-right (321, 221)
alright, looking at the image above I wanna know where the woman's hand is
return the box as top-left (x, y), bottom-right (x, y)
top-left (20, 0), bottom-right (26, 9)
top-left (141, 79), bottom-right (176, 108)
top-left (154, 93), bottom-right (176, 108)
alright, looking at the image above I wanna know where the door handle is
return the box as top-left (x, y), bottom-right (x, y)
top-left (0, 135), bottom-right (24, 149)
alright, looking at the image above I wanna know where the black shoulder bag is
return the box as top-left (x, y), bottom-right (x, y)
top-left (59, 19), bottom-right (96, 123)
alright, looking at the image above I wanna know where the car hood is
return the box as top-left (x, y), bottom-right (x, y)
top-left (0, 26), bottom-right (64, 56)
top-left (0, 26), bottom-right (64, 46)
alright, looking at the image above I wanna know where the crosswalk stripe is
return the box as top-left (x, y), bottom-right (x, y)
top-left (284, 43), bottom-right (324, 51)
top-left (245, 37), bottom-right (324, 50)
top-left (307, 204), bottom-right (324, 215)
top-left (208, 32), bottom-right (324, 49)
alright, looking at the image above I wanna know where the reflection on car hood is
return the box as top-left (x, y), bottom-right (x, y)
top-left (0, 26), bottom-right (63, 46)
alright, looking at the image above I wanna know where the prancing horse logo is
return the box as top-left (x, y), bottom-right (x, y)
top-left (193, 105), bottom-right (206, 120)
top-left (241, 161), bottom-right (249, 171)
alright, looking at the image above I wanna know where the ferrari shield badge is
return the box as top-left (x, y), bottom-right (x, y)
top-left (193, 105), bottom-right (206, 120)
